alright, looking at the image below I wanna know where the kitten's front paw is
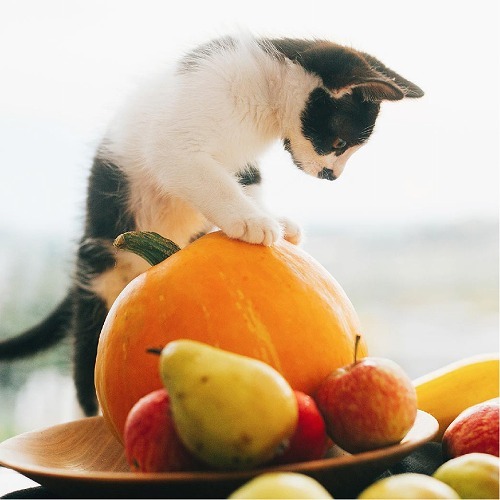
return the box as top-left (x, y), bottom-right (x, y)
top-left (279, 217), bottom-right (302, 245)
top-left (224, 215), bottom-right (282, 246)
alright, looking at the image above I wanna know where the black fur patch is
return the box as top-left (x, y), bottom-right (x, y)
top-left (68, 156), bottom-right (138, 415)
top-left (84, 157), bottom-right (134, 239)
top-left (236, 163), bottom-right (262, 186)
top-left (72, 290), bottom-right (108, 415)
top-left (77, 237), bottom-right (116, 280)
top-left (301, 88), bottom-right (337, 155)
top-left (263, 38), bottom-right (370, 90)
top-left (318, 168), bottom-right (336, 181)
top-left (301, 88), bottom-right (380, 155)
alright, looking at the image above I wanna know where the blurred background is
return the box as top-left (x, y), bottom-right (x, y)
top-left (0, 0), bottom-right (498, 440)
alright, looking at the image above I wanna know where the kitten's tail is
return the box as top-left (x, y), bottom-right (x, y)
top-left (0, 294), bottom-right (73, 359)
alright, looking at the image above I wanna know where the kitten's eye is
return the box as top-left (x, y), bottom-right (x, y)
top-left (333, 138), bottom-right (347, 150)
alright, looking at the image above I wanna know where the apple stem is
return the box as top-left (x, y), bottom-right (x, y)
top-left (146, 347), bottom-right (162, 356)
top-left (354, 335), bottom-right (361, 364)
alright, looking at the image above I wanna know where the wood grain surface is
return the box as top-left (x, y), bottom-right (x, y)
top-left (0, 411), bottom-right (438, 498)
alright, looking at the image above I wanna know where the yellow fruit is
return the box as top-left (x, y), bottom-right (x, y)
top-left (158, 340), bottom-right (298, 470)
top-left (358, 473), bottom-right (459, 499)
top-left (413, 353), bottom-right (499, 440)
top-left (229, 472), bottom-right (333, 499)
top-left (433, 453), bottom-right (500, 499)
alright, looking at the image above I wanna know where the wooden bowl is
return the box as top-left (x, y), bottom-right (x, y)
top-left (0, 410), bottom-right (438, 498)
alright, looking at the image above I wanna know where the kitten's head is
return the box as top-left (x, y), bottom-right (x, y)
top-left (268, 39), bottom-right (424, 180)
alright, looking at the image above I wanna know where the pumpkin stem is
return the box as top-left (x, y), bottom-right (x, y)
top-left (114, 231), bottom-right (181, 266)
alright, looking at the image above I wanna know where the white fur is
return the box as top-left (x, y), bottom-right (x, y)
top-left (104, 37), bottom-right (321, 248)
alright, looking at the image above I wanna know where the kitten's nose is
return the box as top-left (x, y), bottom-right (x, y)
top-left (317, 167), bottom-right (337, 181)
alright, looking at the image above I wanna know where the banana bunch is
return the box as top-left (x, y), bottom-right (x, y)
top-left (413, 353), bottom-right (499, 440)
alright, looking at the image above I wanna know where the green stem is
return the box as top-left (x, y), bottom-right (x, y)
top-left (113, 231), bottom-right (181, 266)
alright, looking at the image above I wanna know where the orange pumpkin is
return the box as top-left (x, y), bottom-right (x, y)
top-left (95, 231), bottom-right (367, 442)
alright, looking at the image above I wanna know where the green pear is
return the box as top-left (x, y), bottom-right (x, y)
top-left (433, 453), bottom-right (500, 499)
top-left (158, 339), bottom-right (298, 470)
top-left (229, 472), bottom-right (333, 499)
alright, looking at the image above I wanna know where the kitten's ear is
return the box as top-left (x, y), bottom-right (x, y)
top-left (360, 52), bottom-right (425, 99)
top-left (349, 77), bottom-right (406, 101)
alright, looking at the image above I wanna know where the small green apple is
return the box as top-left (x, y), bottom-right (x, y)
top-left (433, 453), bottom-right (500, 499)
top-left (358, 473), bottom-right (459, 499)
top-left (228, 472), bottom-right (333, 499)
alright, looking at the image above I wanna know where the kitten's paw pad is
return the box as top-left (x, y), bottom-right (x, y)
top-left (225, 215), bottom-right (282, 246)
top-left (280, 217), bottom-right (302, 245)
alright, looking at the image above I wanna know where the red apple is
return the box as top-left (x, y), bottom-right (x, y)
top-left (124, 388), bottom-right (200, 472)
top-left (272, 390), bottom-right (329, 464)
top-left (314, 342), bottom-right (417, 453)
top-left (442, 398), bottom-right (499, 459)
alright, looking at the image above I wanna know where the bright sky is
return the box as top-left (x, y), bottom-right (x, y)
top-left (0, 0), bottom-right (498, 237)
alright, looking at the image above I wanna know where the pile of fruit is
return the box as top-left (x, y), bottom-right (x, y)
top-left (122, 340), bottom-right (499, 498)
top-left (94, 231), bottom-right (499, 498)
top-left (124, 337), bottom-right (417, 471)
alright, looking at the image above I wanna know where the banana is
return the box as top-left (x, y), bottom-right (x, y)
top-left (413, 353), bottom-right (499, 441)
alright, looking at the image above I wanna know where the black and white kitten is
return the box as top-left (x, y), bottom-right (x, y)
top-left (0, 35), bottom-right (423, 416)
